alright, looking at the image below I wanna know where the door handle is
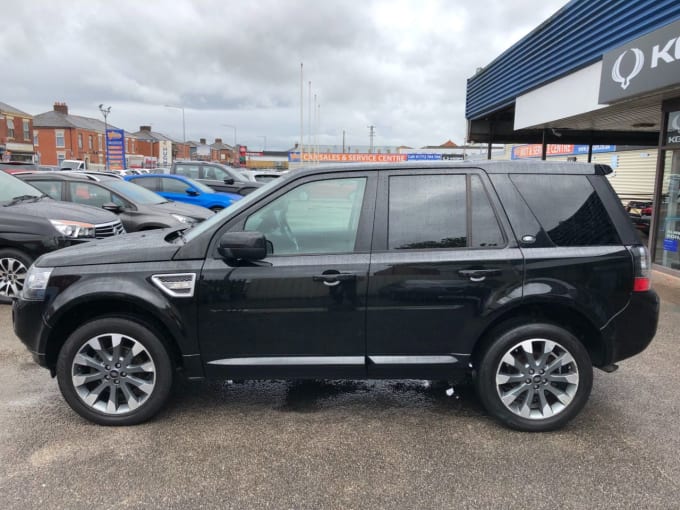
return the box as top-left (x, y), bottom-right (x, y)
top-left (457, 269), bottom-right (501, 282)
top-left (312, 272), bottom-right (357, 287)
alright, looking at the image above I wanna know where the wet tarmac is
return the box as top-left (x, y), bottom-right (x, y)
top-left (1, 272), bottom-right (679, 509)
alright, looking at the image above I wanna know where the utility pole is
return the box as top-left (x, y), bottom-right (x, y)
top-left (342, 130), bottom-right (346, 153)
top-left (299, 63), bottom-right (304, 166)
top-left (368, 125), bottom-right (375, 153)
top-left (98, 104), bottom-right (111, 171)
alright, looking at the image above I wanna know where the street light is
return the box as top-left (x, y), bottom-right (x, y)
top-left (258, 135), bottom-right (267, 151)
top-left (221, 124), bottom-right (237, 146)
top-left (98, 104), bottom-right (111, 171)
top-left (165, 105), bottom-right (186, 158)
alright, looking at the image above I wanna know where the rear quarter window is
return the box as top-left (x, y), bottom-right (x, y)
top-left (510, 174), bottom-right (620, 246)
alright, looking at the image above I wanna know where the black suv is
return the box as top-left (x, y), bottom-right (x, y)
top-left (170, 161), bottom-right (262, 195)
top-left (13, 161), bottom-right (659, 431)
top-left (0, 170), bottom-right (124, 300)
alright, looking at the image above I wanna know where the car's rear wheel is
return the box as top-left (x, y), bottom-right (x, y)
top-left (475, 323), bottom-right (592, 432)
top-left (0, 248), bottom-right (32, 301)
top-left (56, 317), bottom-right (173, 425)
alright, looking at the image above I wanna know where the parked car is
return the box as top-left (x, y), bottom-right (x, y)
top-left (170, 160), bottom-right (262, 195)
top-left (60, 159), bottom-right (87, 170)
top-left (13, 161), bottom-right (659, 431)
top-left (0, 161), bottom-right (39, 174)
top-left (16, 172), bottom-right (212, 232)
top-left (625, 200), bottom-right (653, 234)
top-left (0, 170), bottom-right (124, 300)
top-left (125, 174), bottom-right (241, 212)
top-left (240, 169), bottom-right (285, 183)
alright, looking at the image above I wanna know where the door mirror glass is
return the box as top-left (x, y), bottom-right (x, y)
top-left (186, 188), bottom-right (199, 196)
top-left (218, 231), bottom-right (267, 260)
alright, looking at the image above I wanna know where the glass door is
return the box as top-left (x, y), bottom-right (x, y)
top-left (654, 149), bottom-right (680, 270)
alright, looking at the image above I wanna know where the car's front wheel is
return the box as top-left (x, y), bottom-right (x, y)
top-left (475, 323), bottom-right (593, 432)
top-left (56, 317), bottom-right (173, 425)
top-left (0, 248), bottom-right (32, 301)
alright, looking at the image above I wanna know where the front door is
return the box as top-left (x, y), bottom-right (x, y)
top-left (198, 172), bottom-right (376, 378)
top-left (366, 169), bottom-right (524, 378)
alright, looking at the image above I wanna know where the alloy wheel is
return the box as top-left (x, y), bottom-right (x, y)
top-left (71, 333), bottom-right (157, 415)
top-left (0, 256), bottom-right (28, 298)
top-left (495, 338), bottom-right (579, 420)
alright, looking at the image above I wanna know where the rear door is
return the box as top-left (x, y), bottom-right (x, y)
top-left (366, 168), bottom-right (524, 378)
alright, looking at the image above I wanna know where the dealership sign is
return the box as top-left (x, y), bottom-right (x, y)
top-left (669, 111), bottom-right (680, 145)
top-left (511, 144), bottom-right (616, 160)
top-left (289, 152), bottom-right (407, 163)
top-left (105, 129), bottom-right (126, 170)
top-left (599, 18), bottom-right (680, 103)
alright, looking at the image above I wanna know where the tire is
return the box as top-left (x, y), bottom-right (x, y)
top-left (475, 323), bottom-right (592, 432)
top-left (0, 248), bottom-right (33, 302)
top-left (56, 317), bottom-right (173, 426)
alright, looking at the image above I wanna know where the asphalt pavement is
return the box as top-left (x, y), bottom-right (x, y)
top-left (1, 272), bottom-right (679, 509)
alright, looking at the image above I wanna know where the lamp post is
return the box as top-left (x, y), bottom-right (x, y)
top-left (98, 104), bottom-right (111, 170)
top-left (165, 104), bottom-right (186, 158)
top-left (221, 124), bottom-right (237, 147)
top-left (258, 135), bottom-right (267, 151)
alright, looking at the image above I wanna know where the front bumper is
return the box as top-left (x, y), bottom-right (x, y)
top-left (12, 298), bottom-right (52, 368)
top-left (601, 289), bottom-right (660, 364)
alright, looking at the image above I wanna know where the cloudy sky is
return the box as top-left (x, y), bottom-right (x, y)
top-left (3, 0), bottom-right (568, 151)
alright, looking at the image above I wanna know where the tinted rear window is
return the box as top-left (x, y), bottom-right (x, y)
top-left (510, 174), bottom-right (619, 246)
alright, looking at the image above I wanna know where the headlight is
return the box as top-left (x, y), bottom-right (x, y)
top-left (22, 266), bottom-right (54, 300)
top-left (50, 219), bottom-right (95, 238)
top-left (171, 214), bottom-right (196, 224)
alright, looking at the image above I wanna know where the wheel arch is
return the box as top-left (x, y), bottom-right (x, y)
top-left (44, 298), bottom-right (186, 375)
top-left (471, 302), bottom-right (606, 369)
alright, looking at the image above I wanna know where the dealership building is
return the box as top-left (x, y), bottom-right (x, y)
top-left (466, 0), bottom-right (680, 275)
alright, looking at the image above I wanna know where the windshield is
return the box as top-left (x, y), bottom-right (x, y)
top-left (0, 171), bottom-right (43, 203)
top-left (107, 179), bottom-right (167, 204)
top-left (183, 177), bottom-right (281, 241)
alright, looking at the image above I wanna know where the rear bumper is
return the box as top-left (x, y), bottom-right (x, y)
top-left (601, 290), bottom-right (660, 364)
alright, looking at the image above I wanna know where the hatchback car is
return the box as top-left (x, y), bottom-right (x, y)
top-left (13, 161), bottom-right (659, 431)
top-left (125, 174), bottom-right (241, 212)
top-left (17, 172), bottom-right (212, 231)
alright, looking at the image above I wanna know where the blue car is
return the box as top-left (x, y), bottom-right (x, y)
top-left (125, 174), bottom-right (241, 212)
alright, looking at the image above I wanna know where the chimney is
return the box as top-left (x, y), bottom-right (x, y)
top-left (215, 138), bottom-right (222, 144)
top-left (140, 125), bottom-right (152, 132)
top-left (53, 102), bottom-right (68, 115)
top-left (200, 138), bottom-right (206, 145)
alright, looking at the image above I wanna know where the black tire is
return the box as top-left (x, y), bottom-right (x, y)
top-left (0, 248), bottom-right (33, 302)
top-left (56, 317), bottom-right (173, 426)
top-left (475, 323), bottom-right (593, 432)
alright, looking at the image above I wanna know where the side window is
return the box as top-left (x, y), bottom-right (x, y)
top-left (110, 193), bottom-right (130, 208)
top-left (30, 180), bottom-right (63, 200)
top-left (132, 177), bottom-right (160, 191)
top-left (388, 174), bottom-right (466, 249)
top-left (175, 165), bottom-right (199, 179)
top-left (69, 183), bottom-right (113, 208)
top-left (244, 177), bottom-right (367, 255)
top-left (510, 174), bottom-right (620, 246)
top-left (470, 175), bottom-right (504, 248)
top-left (203, 166), bottom-right (219, 180)
top-left (162, 178), bottom-right (192, 193)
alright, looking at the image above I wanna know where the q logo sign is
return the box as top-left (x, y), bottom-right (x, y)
top-left (611, 48), bottom-right (645, 90)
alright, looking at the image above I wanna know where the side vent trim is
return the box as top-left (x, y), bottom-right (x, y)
top-left (151, 273), bottom-right (197, 298)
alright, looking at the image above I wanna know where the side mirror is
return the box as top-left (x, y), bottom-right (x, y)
top-left (218, 231), bottom-right (267, 261)
top-left (186, 188), bottom-right (199, 196)
top-left (223, 178), bottom-right (235, 185)
top-left (102, 202), bottom-right (123, 213)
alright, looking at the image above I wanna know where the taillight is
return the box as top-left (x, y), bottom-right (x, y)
top-left (629, 245), bottom-right (651, 292)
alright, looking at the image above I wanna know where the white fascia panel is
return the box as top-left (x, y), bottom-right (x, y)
top-left (514, 61), bottom-right (606, 130)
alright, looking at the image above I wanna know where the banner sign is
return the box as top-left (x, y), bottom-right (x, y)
top-left (159, 140), bottom-right (172, 167)
top-left (511, 144), bottom-right (616, 160)
top-left (289, 152), bottom-right (407, 163)
top-left (105, 129), bottom-right (126, 170)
